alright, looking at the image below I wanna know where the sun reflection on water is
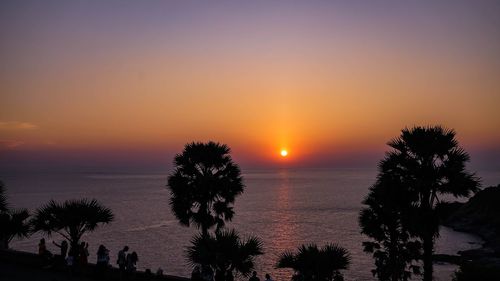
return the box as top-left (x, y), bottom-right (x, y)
top-left (267, 169), bottom-right (298, 281)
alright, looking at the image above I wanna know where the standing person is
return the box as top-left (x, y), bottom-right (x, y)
top-left (53, 240), bottom-right (68, 259)
top-left (38, 238), bottom-right (52, 266)
top-left (103, 246), bottom-right (110, 266)
top-left (52, 240), bottom-right (68, 267)
top-left (38, 238), bottom-right (47, 256)
top-left (264, 274), bottom-right (273, 281)
top-left (249, 271), bottom-right (260, 281)
top-left (66, 246), bottom-right (77, 276)
top-left (79, 242), bottom-right (89, 265)
top-left (156, 268), bottom-right (164, 277)
top-left (96, 245), bottom-right (110, 279)
top-left (97, 245), bottom-right (109, 264)
top-left (117, 246), bottom-right (129, 272)
top-left (126, 251), bottom-right (138, 273)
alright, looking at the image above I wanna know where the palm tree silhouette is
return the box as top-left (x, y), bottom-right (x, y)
top-left (359, 160), bottom-right (422, 281)
top-left (386, 126), bottom-right (480, 281)
top-left (31, 198), bottom-right (113, 252)
top-left (187, 228), bottom-right (263, 279)
top-left (167, 141), bottom-right (244, 236)
top-left (0, 181), bottom-right (31, 249)
top-left (277, 243), bottom-right (350, 281)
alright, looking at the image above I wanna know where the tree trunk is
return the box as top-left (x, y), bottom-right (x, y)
top-left (70, 240), bottom-right (79, 258)
top-left (0, 238), bottom-right (8, 250)
top-left (392, 269), bottom-right (399, 281)
top-left (388, 229), bottom-right (399, 281)
top-left (392, 271), bottom-right (398, 281)
top-left (420, 191), bottom-right (435, 281)
top-left (201, 202), bottom-right (209, 238)
top-left (423, 233), bottom-right (434, 281)
top-left (389, 244), bottom-right (398, 281)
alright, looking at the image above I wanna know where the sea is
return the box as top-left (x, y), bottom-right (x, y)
top-left (3, 168), bottom-right (499, 281)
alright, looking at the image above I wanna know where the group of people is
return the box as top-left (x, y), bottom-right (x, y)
top-left (38, 238), bottom-right (90, 268)
top-left (116, 245), bottom-right (139, 274)
top-left (96, 244), bottom-right (111, 266)
top-left (191, 267), bottom-right (274, 281)
top-left (37, 239), bottom-right (139, 279)
top-left (40, 239), bottom-right (276, 281)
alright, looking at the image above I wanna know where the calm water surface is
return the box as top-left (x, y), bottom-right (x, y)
top-left (4, 168), bottom-right (497, 281)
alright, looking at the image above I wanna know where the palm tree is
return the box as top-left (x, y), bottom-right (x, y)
top-left (277, 243), bottom-right (350, 281)
top-left (187, 228), bottom-right (263, 279)
top-left (167, 141), bottom-right (244, 236)
top-left (359, 158), bottom-right (422, 281)
top-left (31, 198), bottom-right (113, 252)
top-left (387, 126), bottom-right (480, 281)
top-left (0, 209), bottom-right (31, 249)
top-left (0, 181), bottom-right (31, 249)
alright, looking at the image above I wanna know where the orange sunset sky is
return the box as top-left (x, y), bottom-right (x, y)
top-left (1, 1), bottom-right (500, 171)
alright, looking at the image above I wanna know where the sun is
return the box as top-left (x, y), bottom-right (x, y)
top-left (280, 149), bottom-right (288, 157)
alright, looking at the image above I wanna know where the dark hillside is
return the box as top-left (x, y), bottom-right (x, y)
top-left (443, 185), bottom-right (500, 253)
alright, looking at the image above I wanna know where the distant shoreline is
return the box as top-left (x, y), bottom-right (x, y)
top-left (436, 185), bottom-right (500, 271)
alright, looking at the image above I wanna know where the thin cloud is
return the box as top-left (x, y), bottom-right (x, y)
top-left (0, 140), bottom-right (25, 149)
top-left (0, 121), bottom-right (38, 130)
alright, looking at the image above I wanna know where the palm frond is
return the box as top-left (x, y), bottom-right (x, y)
top-left (276, 250), bottom-right (296, 269)
top-left (277, 243), bottom-right (350, 281)
top-left (31, 198), bottom-right (113, 245)
top-left (0, 207), bottom-right (30, 248)
top-left (186, 229), bottom-right (263, 277)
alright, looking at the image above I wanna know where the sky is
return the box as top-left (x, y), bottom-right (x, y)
top-left (1, 1), bottom-right (500, 172)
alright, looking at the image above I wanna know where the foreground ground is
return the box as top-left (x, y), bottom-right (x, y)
top-left (0, 260), bottom-right (95, 281)
top-left (0, 249), bottom-right (188, 281)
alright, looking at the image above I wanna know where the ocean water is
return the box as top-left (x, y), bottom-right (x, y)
top-left (3, 168), bottom-right (497, 281)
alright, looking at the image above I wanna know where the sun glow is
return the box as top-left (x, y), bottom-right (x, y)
top-left (280, 149), bottom-right (288, 157)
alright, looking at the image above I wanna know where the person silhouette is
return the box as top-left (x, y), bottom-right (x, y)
top-left (52, 240), bottom-right (68, 259)
top-left (96, 244), bottom-right (110, 278)
top-left (117, 246), bottom-right (129, 271)
top-left (38, 238), bottom-right (52, 266)
top-left (79, 241), bottom-right (89, 265)
top-left (126, 251), bottom-right (138, 272)
top-left (249, 271), bottom-right (260, 281)
top-left (117, 245), bottom-right (129, 281)
top-left (38, 238), bottom-right (47, 256)
top-left (157, 267), bottom-right (164, 277)
top-left (264, 274), bottom-right (273, 281)
top-left (97, 245), bottom-right (110, 266)
top-left (52, 240), bottom-right (68, 266)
